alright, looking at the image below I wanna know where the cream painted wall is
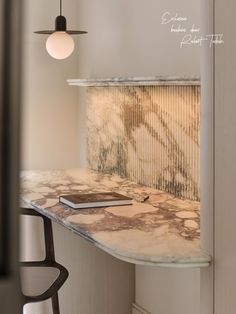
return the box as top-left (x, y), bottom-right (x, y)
top-left (201, 0), bottom-right (236, 312)
top-left (22, 0), bottom-right (201, 314)
top-left (135, 267), bottom-right (200, 314)
top-left (76, 0), bottom-right (200, 77)
top-left (21, 0), bottom-right (81, 170)
top-left (213, 0), bottom-right (236, 312)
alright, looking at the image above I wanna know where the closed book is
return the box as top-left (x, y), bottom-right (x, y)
top-left (59, 192), bottom-right (133, 209)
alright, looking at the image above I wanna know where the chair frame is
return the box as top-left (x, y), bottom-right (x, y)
top-left (20, 208), bottom-right (69, 314)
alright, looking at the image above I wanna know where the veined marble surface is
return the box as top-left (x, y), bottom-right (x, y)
top-left (67, 77), bottom-right (200, 87)
top-left (20, 168), bottom-right (210, 268)
top-left (21, 169), bottom-right (211, 267)
top-left (87, 85), bottom-right (200, 200)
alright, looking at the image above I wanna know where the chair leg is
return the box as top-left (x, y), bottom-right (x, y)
top-left (51, 293), bottom-right (60, 314)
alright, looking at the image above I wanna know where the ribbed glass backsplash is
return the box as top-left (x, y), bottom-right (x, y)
top-left (87, 85), bottom-right (200, 200)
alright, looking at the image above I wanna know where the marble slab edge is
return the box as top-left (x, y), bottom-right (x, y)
top-left (95, 245), bottom-right (211, 268)
top-left (94, 238), bottom-right (211, 268)
top-left (67, 76), bottom-right (200, 87)
top-left (22, 202), bottom-right (211, 269)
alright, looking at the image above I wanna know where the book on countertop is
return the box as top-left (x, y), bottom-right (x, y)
top-left (59, 192), bottom-right (133, 209)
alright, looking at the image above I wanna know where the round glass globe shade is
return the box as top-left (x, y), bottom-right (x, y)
top-left (46, 31), bottom-right (75, 60)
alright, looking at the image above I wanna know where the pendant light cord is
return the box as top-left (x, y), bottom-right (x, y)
top-left (60, 0), bottom-right (62, 15)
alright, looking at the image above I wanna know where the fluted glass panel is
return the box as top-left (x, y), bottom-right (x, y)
top-left (87, 85), bottom-right (200, 201)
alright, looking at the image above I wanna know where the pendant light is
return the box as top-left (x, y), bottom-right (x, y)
top-left (35, 0), bottom-right (87, 60)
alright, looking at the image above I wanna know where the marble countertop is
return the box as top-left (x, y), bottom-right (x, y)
top-left (67, 76), bottom-right (200, 87)
top-left (20, 168), bottom-right (210, 268)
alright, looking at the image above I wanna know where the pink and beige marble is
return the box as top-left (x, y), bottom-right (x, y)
top-left (21, 168), bottom-right (210, 268)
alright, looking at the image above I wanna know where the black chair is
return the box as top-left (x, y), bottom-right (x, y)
top-left (20, 208), bottom-right (69, 314)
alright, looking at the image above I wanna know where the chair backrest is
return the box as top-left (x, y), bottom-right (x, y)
top-left (20, 208), bottom-right (55, 262)
top-left (20, 208), bottom-right (69, 307)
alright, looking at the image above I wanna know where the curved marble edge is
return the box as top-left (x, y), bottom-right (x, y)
top-left (94, 245), bottom-right (210, 268)
top-left (67, 76), bottom-right (200, 87)
top-left (20, 169), bottom-right (212, 268)
top-left (22, 202), bottom-right (211, 268)
top-left (92, 236), bottom-right (211, 267)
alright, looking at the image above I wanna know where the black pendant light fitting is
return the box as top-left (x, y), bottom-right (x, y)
top-left (34, 0), bottom-right (87, 35)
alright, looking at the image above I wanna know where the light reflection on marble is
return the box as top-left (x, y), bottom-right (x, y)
top-left (21, 168), bottom-right (210, 267)
top-left (87, 85), bottom-right (200, 201)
